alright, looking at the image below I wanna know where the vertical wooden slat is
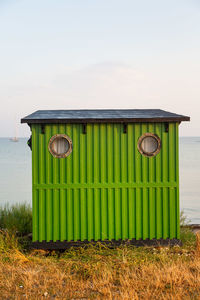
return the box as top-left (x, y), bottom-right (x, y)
top-left (100, 125), bottom-right (107, 239)
top-left (32, 125), bottom-right (39, 185)
top-left (169, 188), bottom-right (176, 239)
top-left (121, 127), bottom-right (127, 183)
top-left (46, 189), bottom-right (53, 242)
top-left (73, 189), bottom-right (80, 241)
top-left (142, 188), bottom-right (148, 240)
top-left (108, 188), bottom-right (115, 240)
top-left (45, 125), bottom-right (51, 184)
top-left (94, 188), bottom-right (101, 241)
top-left (80, 189), bottom-right (87, 241)
top-left (72, 124), bottom-right (79, 183)
top-left (100, 124), bottom-right (106, 183)
top-left (80, 125), bottom-right (86, 184)
top-left (163, 187), bottom-right (169, 239)
top-left (60, 189), bottom-right (66, 241)
top-left (162, 124), bottom-right (169, 182)
top-left (122, 188), bottom-right (128, 239)
top-left (87, 189), bottom-right (94, 240)
top-left (107, 124), bottom-right (113, 183)
top-left (87, 124), bottom-right (92, 183)
top-left (176, 187), bottom-right (180, 239)
top-left (136, 188), bottom-right (142, 240)
top-left (39, 189), bottom-right (45, 242)
top-left (93, 124), bottom-right (100, 183)
top-left (127, 124), bottom-right (134, 183)
top-left (101, 188), bottom-right (108, 240)
top-left (149, 187), bottom-right (156, 239)
top-left (141, 123), bottom-right (148, 183)
top-left (67, 189), bottom-right (73, 241)
top-left (135, 124), bottom-right (141, 182)
top-left (53, 189), bottom-right (60, 241)
top-left (128, 188), bottom-right (135, 239)
top-left (32, 189), bottom-right (39, 242)
top-left (169, 123), bottom-right (175, 182)
top-left (114, 124), bottom-right (120, 183)
top-left (115, 189), bottom-right (121, 240)
top-left (156, 187), bottom-right (162, 239)
top-left (155, 123), bottom-right (162, 184)
top-left (66, 124), bottom-right (72, 184)
top-left (176, 123), bottom-right (180, 239)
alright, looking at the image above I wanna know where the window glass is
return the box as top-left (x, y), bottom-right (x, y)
top-left (141, 136), bottom-right (158, 154)
top-left (51, 137), bottom-right (69, 155)
top-left (49, 134), bottom-right (72, 158)
top-left (138, 133), bottom-right (161, 157)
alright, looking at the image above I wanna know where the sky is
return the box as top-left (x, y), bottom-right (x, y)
top-left (0, 0), bottom-right (199, 137)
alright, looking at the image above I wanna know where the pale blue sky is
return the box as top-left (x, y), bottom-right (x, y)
top-left (0, 0), bottom-right (199, 136)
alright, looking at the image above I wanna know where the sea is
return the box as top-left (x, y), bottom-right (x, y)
top-left (0, 137), bottom-right (199, 224)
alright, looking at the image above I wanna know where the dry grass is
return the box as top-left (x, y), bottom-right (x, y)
top-left (0, 231), bottom-right (200, 299)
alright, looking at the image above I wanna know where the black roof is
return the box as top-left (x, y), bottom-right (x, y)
top-left (21, 109), bottom-right (190, 124)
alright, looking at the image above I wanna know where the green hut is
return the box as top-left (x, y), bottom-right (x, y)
top-left (21, 109), bottom-right (190, 249)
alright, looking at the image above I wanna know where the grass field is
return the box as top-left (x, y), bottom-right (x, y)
top-left (0, 204), bottom-right (200, 299)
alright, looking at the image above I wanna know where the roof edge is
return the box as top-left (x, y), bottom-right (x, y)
top-left (21, 116), bottom-right (190, 124)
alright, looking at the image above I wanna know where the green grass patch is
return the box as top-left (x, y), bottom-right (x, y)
top-left (0, 203), bottom-right (32, 236)
top-left (180, 227), bottom-right (196, 247)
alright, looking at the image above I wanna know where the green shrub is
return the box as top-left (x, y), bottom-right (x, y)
top-left (180, 227), bottom-right (196, 247)
top-left (0, 203), bottom-right (32, 236)
top-left (180, 210), bottom-right (196, 247)
top-left (180, 210), bottom-right (190, 227)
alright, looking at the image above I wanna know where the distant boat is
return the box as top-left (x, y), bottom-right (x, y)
top-left (10, 137), bottom-right (19, 142)
top-left (10, 118), bottom-right (19, 142)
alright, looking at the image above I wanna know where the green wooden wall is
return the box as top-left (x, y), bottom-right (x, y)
top-left (31, 122), bottom-right (179, 242)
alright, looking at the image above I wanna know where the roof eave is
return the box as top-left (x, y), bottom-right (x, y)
top-left (21, 116), bottom-right (190, 124)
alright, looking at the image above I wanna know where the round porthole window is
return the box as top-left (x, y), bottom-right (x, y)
top-left (137, 133), bottom-right (161, 157)
top-left (48, 134), bottom-right (72, 158)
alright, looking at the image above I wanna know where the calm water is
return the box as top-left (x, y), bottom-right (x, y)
top-left (0, 137), bottom-right (199, 223)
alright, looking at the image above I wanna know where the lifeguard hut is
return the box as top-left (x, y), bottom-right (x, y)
top-left (21, 109), bottom-right (190, 249)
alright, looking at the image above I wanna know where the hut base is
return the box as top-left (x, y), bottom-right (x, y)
top-left (31, 238), bottom-right (182, 250)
